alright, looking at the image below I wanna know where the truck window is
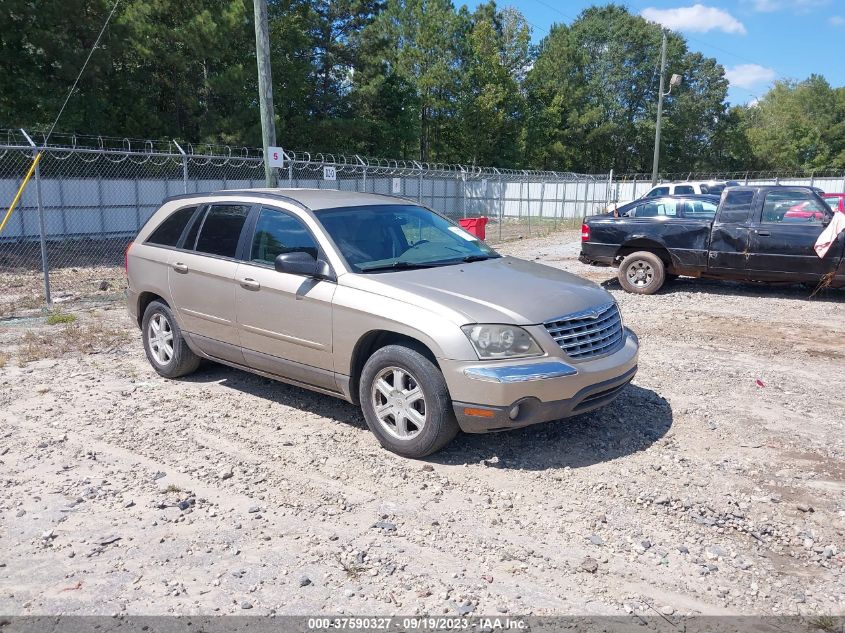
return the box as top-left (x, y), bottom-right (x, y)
top-left (682, 200), bottom-right (718, 219)
top-left (632, 199), bottom-right (679, 218)
top-left (646, 186), bottom-right (670, 198)
top-left (674, 185), bottom-right (695, 195)
top-left (719, 190), bottom-right (754, 223)
top-left (762, 191), bottom-right (828, 224)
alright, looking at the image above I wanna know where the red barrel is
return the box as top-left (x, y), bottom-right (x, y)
top-left (458, 216), bottom-right (489, 240)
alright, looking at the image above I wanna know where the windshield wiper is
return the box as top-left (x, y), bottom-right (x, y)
top-left (359, 260), bottom-right (443, 272)
top-left (459, 254), bottom-right (499, 263)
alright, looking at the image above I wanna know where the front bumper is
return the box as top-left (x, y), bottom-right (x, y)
top-left (441, 328), bottom-right (639, 433)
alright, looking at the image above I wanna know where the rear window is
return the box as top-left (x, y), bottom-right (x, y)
top-left (195, 204), bottom-right (251, 258)
top-left (701, 184), bottom-right (726, 195)
top-left (145, 206), bottom-right (196, 247)
top-left (719, 190), bottom-right (754, 223)
top-left (674, 185), bottom-right (695, 195)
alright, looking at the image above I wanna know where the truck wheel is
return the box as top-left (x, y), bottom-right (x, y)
top-left (141, 300), bottom-right (201, 378)
top-left (359, 344), bottom-right (459, 459)
top-left (619, 251), bottom-right (665, 295)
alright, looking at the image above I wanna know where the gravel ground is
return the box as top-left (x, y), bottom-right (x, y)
top-left (1, 229), bottom-right (843, 617)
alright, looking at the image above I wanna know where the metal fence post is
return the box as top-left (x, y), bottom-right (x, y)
top-left (283, 150), bottom-right (293, 187)
top-left (21, 129), bottom-right (52, 306)
top-left (459, 167), bottom-right (467, 219)
top-left (173, 140), bottom-right (188, 194)
top-left (538, 180), bottom-right (546, 232)
top-left (606, 169), bottom-right (614, 206)
top-left (356, 155), bottom-right (366, 193)
top-left (582, 179), bottom-right (589, 217)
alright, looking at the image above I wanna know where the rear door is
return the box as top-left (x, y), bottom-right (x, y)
top-left (167, 202), bottom-right (252, 363)
top-left (707, 189), bottom-right (755, 275)
top-left (747, 189), bottom-right (836, 280)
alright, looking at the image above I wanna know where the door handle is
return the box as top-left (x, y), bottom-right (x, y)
top-left (240, 278), bottom-right (260, 291)
top-left (172, 262), bottom-right (188, 274)
top-left (756, 230), bottom-right (771, 237)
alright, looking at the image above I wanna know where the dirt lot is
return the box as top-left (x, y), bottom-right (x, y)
top-left (1, 229), bottom-right (843, 617)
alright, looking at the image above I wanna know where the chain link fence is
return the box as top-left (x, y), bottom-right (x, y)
top-left (0, 130), bottom-right (612, 314)
top-left (6, 128), bottom-right (840, 316)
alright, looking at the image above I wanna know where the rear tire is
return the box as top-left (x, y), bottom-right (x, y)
top-left (618, 251), bottom-right (666, 295)
top-left (359, 344), bottom-right (459, 458)
top-left (141, 300), bottom-right (201, 378)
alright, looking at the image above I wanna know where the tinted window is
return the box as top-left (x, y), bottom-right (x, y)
top-left (762, 191), bottom-right (828, 224)
top-left (195, 204), bottom-right (251, 258)
top-left (646, 187), bottom-right (670, 198)
top-left (824, 197), bottom-right (842, 212)
top-left (146, 206), bottom-right (196, 247)
top-left (682, 199), bottom-right (718, 219)
top-left (702, 184), bottom-right (726, 195)
top-left (251, 208), bottom-right (318, 264)
top-left (674, 185), bottom-right (695, 195)
top-left (632, 199), bottom-right (678, 218)
top-left (719, 190), bottom-right (754, 223)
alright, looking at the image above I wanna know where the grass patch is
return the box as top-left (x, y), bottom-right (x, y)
top-left (46, 311), bottom-right (77, 325)
top-left (18, 319), bottom-right (128, 364)
top-left (0, 351), bottom-right (7, 369)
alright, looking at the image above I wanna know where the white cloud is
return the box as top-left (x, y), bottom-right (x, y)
top-left (641, 4), bottom-right (747, 34)
top-left (830, 15), bottom-right (845, 25)
top-left (725, 64), bottom-right (777, 89)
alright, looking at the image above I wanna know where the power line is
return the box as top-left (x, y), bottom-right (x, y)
top-left (45, 0), bottom-right (122, 146)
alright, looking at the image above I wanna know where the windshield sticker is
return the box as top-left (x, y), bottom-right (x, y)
top-left (448, 226), bottom-right (477, 241)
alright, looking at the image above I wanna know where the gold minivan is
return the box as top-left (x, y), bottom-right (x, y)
top-left (126, 189), bottom-right (639, 457)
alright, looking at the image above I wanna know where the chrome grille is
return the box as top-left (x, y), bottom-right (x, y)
top-left (544, 303), bottom-right (624, 360)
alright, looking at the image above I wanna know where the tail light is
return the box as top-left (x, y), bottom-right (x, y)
top-left (581, 223), bottom-right (590, 242)
top-left (124, 241), bottom-right (133, 276)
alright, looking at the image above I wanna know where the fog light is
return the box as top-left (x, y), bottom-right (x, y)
top-left (508, 404), bottom-right (520, 420)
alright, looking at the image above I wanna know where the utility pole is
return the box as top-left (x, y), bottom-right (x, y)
top-left (253, 0), bottom-right (277, 187)
top-left (651, 30), bottom-right (667, 187)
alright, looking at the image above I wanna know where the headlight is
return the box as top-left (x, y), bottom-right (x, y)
top-left (461, 324), bottom-right (544, 359)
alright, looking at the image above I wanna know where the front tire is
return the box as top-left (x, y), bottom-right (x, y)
top-left (359, 344), bottom-right (459, 458)
top-left (618, 251), bottom-right (666, 295)
top-left (141, 300), bottom-right (201, 378)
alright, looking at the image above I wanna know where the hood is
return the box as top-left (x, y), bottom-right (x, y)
top-left (340, 256), bottom-right (614, 325)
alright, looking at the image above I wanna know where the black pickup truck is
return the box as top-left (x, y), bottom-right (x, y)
top-left (579, 186), bottom-right (845, 294)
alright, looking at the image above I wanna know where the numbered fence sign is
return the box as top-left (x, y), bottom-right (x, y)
top-left (392, 177), bottom-right (402, 194)
top-left (323, 166), bottom-right (337, 181)
top-left (267, 146), bottom-right (285, 168)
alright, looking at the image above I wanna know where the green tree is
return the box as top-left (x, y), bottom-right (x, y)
top-left (362, 0), bottom-right (466, 162)
top-left (744, 75), bottom-right (845, 170)
top-left (459, 3), bottom-right (529, 167)
top-left (524, 4), bottom-right (730, 174)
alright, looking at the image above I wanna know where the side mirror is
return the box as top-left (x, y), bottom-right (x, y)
top-left (274, 252), bottom-right (332, 279)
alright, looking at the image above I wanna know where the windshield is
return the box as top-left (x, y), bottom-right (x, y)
top-left (314, 204), bottom-right (498, 272)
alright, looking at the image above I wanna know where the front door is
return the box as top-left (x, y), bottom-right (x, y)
top-left (707, 189), bottom-right (755, 275)
top-left (168, 203), bottom-right (252, 363)
top-left (235, 206), bottom-right (337, 391)
top-left (748, 189), bottom-right (835, 281)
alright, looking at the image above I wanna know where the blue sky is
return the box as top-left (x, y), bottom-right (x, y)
top-left (479, 0), bottom-right (845, 105)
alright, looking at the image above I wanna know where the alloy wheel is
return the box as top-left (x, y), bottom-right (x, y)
top-left (147, 312), bottom-right (174, 366)
top-left (371, 366), bottom-right (427, 440)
